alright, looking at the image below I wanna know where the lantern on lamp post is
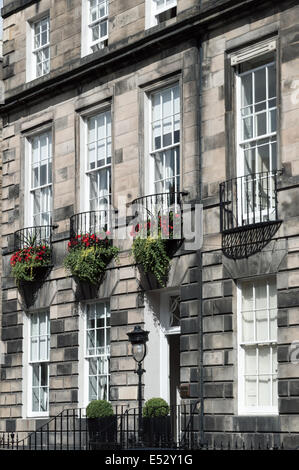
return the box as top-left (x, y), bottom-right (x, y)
top-left (127, 325), bottom-right (149, 440)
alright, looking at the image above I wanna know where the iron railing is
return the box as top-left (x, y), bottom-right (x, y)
top-left (14, 225), bottom-right (56, 252)
top-left (70, 210), bottom-right (117, 240)
top-left (131, 192), bottom-right (186, 239)
top-left (0, 404), bottom-right (200, 451)
top-left (220, 171), bottom-right (281, 233)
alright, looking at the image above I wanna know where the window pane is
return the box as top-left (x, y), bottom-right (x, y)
top-left (165, 150), bottom-right (175, 179)
top-left (39, 338), bottom-right (47, 361)
top-left (162, 116), bottom-right (172, 147)
top-left (40, 134), bottom-right (49, 160)
top-left (96, 329), bottom-right (105, 354)
top-left (32, 364), bottom-right (40, 387)
top-left (31, 315), bottom-right (39, 336)
top-left (40, 363), bottom-right (48, 387)
top-left (162, 88), bottom-right (172, 118)
top-left (244, 145), bottom-right (255, 175)
top-left (40, 163), bottom-right (47, 186)
top-left (270, 109), bottom-right (276, 133)
top-left (242, 310), bottom-right (254, 342)
top-left (32, 388), bottom-right (40, 412)
top-left (87, 330), bottom-right (95, 355)
top-left (256, 310), bottom-right (268, 342)
top-left (88, 117), bottom-right (96, 143)
top-left (256, 112), bottom-right (267, 136)
top-left (154, 153), bottom-right (163, 182)
top-left (243, 116), bottom-right (253, 140)
top-left (245, 347), bottom-right (256, 375)
top-left (242, 282), bottom-right (253, 310)
top-left (98, 376), bottom-right (107, 400)
top-left (242, 73), bottom-right (253, 107)
top-left (256, 142), bottom-right (270, 173)
top-left (255, 280), bottom-right (267, 309)
top-left (31, 339), bottom-right (38, 362)
top-left (258, 376), bottom-right (271, 407)
top-left (255, 68), bottom-right (266, 103)
top-left (40, 387), bottom-right (48, 412)
top-left (245, 376), bottom-right (256, 407)
top-left (89, 358), bottom-right (97, 376)
top-left (258, 346), bottom-right (270, 375)
top-left (89, 376), bottom-right (97, 401)
top-left (96, 304), bottom-right (105, 326)
top-left (152, 93), bottom-right (161, 121)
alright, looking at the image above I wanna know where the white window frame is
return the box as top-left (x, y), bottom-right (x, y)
top-left (79, 109), bottom-right (112, 232)
top-left (145, 0), bottom-right (177, 29)
top-left (236, 61), bottom-right (277, 225)
top-left (25, 311), bottom-right (50, 418)
top-left (25, 130), bottom-right (53, 230)
top-left (26, 15), bottom-right (50, 82)
top-left (237, 277), bottom-right (278, 416)
top-left (79, 302), bottom-right (110, 407)
top-left (145, 83), bottom-right (181, 197)
top-left (81, 0), bottom-right (108, 57)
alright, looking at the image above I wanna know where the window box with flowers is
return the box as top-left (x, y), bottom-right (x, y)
top-left (64, 231), bottom-right (119, 299)
top-left (10, 244), bottom-right (51, 283)
top-left (131, 210), bottom-right (182, 290)
top-left (10, 229), bottom-right (52, 307)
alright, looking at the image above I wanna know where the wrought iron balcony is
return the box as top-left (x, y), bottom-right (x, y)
top-left (220, 171), bottom-right (281, 233)
top-left (14, 225), bottom-right (56, 253)
top-left (131, 191), bottom-right (186, 239)
top-left (70, 210), bottom-right (116, 240)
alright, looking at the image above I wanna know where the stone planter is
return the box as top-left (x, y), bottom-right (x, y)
top-left (142, 416), bottom-right (172, 447)
top-left (87, 416), bottom-right (118, 450)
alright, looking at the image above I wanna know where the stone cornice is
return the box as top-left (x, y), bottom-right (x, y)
top-left (1, 0), bottom-right (39, 18)
top-left (0, 0), bottom-right (286, 113)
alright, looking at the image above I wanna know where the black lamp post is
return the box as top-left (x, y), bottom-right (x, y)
top-left (127, 325), bottom-right (149, 441)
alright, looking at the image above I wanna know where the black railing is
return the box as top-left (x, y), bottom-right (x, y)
top-left (70, 210), bottom-right (117, 240)
top-left (14, 225), bottom-right (56, 252)
top-left (0, 404), bottom-right (200, 451)
top-left (131, 192), bottom-right (186, 239)
top-left (220, 171), bottom-right (281, 233)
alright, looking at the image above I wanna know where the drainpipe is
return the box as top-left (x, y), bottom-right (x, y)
top-left (197, 33), bottom-right (205, 447)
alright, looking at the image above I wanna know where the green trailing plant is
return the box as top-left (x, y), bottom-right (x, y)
top-left (131, 211), bottom-right (181, 287)
top-left (86, 400), bottom-right (114, 418)
top-left (143, 398), bottom-right (170, 418)
top-left (10, 243), bottom-right (51, 283)
top-left (64, 232), bottom-right (119, 285)
top-left (132, 236), bottom-right (170, 287)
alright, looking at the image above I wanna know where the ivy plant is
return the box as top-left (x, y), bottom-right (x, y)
top-left (131, 211), bottom-right (181, 287)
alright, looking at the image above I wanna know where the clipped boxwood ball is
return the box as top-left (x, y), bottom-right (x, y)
top-left (86, 400), bottom-right (114, 418)
top-left (143, 398), bottom-right (170, 417)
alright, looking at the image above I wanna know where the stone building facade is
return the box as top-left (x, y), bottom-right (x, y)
top-left (0, 0), bottom-right (298, 450)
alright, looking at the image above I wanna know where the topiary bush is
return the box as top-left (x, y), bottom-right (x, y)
top-left (143, 398), bottom-right (170, 418)
top-left (86, 400), bottom-right (114, 418)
